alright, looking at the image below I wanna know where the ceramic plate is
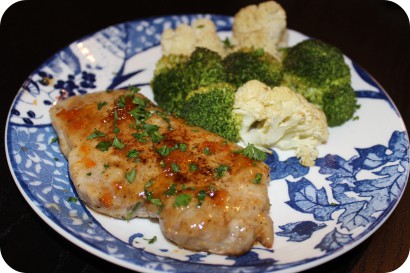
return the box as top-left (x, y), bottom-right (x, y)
top-left (5, 14), bottom-right (410, 273)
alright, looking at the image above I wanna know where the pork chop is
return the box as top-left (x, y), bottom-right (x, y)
top-left (49, 89), bottom-right (273, 255)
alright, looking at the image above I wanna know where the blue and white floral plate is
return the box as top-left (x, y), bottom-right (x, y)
top-left (5, 15), bottom-right (410, 273)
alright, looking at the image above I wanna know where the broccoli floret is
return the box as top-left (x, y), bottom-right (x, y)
top-left (282, 39), bottom-right (357, 126)
top-left (153, 54), bottom-right (189, 76)
top-left (151, 47), bottom-right (226, 114)
top-left (184, 47), bottom-right (226, 88)
top-left (181, 82), bottom-right (240, 142)
top-left (322, 84), bottom-right (359, 127)
top-left (223, 48), bottom-right (283, 88)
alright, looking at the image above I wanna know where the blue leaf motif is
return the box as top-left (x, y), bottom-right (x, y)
top-left (316, 154), bottom-right (357, 185)
top-left (286, 178), bottom-right (339, 221)
top-left (276, 221), bottom-right (326, 242)
top-left (226, 250), bottom-right (277, 266)
top-left (265, 150), bottom-right (309, 180)
top-left (315, 228), bottom-right (354, 253)
top-left (388, 131), bottom-right (410, 162)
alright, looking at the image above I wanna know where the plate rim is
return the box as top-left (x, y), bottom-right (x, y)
top-left (4, 13), bottom-right (410, 273)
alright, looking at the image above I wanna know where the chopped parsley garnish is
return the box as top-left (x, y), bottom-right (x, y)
top-left (97, 101), bottom-right (107, 110)
top-left (171, 163), bottom-right (180, 173)
top-left (125, 201), bottom-right (141, 221)
top-left (67, 197), bottom-right (78, 203)
top-left (150, 131), bottom-right (164, 143)
top-left (144, 180), bottom-right (154, 189)
top-left (179, 143), bottom-right (187, 152)
top-left (96, 141), bottom-right (111, 151)
top-left (150, 198), bottom-right (163, 207)
top-left (86, 172), bottom-right (92, 176)
top-left (112, 136), bottom-right (125, 150)
top-left (214, 165), bottom-right (229, 178)
top-left (253, 173), bottom-right (263, 184)
top-left (189, 163), bottom-right (198, 172)
top-left (116, 95), bottom-right (126, 108)
top-left (239, 144), bottom-right (267, 161)
top-left (203, 147), bottom-right (211, 155)
top-left (127, 149), bottom-right (139, 158)
top-left (197, 190), bottom-right (207, 206)
top-left (145, 236), bottom-right (157, 244)
top-left (164, 184), bottom-right (177, 196)
top-left (156, 145), bottom-right (171, 157)
top-left (129, 86), bottom-right (141, 95)
top-left (223, 37), bottom-right (234, 49)
top-left (125, 169), bottom-right (136, 183)
top-left (50, 136), bottom-right (58, 144)
top-left (174, 193), bottom-right (192, 207)
top-left (132, 132), bottom-right (148, 143)
top-left (86, 129), bottom-right (106, 140)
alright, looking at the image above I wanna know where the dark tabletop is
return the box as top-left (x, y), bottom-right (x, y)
top-left (1, 0), bottom-right (409, 272)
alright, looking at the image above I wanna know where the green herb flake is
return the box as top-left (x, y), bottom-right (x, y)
top-left (86, 172), bottom-right (92, 176)
top-left (96, 141), bottom-right (111, 151)
top-left (197, 190), bottom-right (207, 206)
top-left (144, 180), bottom-right (154, 189)
top-left (189, 163), bottom-right (198, 172)
top-left (171, 163), bottom-right (180, 173)
top-left (50, 136), bottom-right (58, 144)
top-left (129, 86), bottom-right (141, 95)
top-left (223, 37), bottom-right (234, 49)
top-left (150, 131), bottom-right (164, 143)
top-left (127, 149), bottom-right (139, 158)
top-left (253, 173), bottom-right (263, 184)
top-left (174, 193), bottom-right (192, 207)
top-left (97, 101), bottom-right (107, 110)
top-left (125, 169), bottom-right (136, 183)
top-left (67, 197), bottom-right (78, 203)
top-left (132, 132), bottom-right (148, 143)
top-left (125, 201), bottom-right (142, 221)
top-left (240, 144), bottom-right (267, 161)
top-left (214, 165), bottom-right (229, 178)
top-left (112, 136), bottom-right (125, 150)
top-left (145, 236), bottom-right (157, 244)
top-left (203, 147), bottom-right (211, 155)
top-left (179, 143), bottom-right (187, 152)
top-left (150, 198), bottom-right (163, 207)
top-left (116, 95), bottom-right (126, 108)
top-left (157, 145), bottom-right (170, 157)
top-left (164, 184), bottom-right (177, 197)
top-left (86, 129), bottom-right (106, 140)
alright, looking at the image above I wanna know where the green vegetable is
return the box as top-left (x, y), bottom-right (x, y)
top-left (174, 193), bottom-right (192, 207)
top-left (181, 82), bottom-right (240, 141)
top-left (86, 129), bottom-right (106, 140)
top-left (214, 165), bottom-right (229, 178)
top-left (282, 39), bottom-right (358, 126)
top-left (151, 47), bottom-right (226, 115)
top-left (240, 144), bottom-right (268, 161)
top-left (322, 84), bottom-right (359, 127)
top-left (96, 141), bottom-right (111, 151)
top-left (125, 169), bottom-right (136, 183)
top-left (223, 48), bottom-right (283, 88)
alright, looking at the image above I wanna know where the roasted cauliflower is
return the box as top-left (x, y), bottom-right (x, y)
top-left (161, 18), bottom-right (227, 57)
top-left (233, 80), bottom-right (328, 166)
top-left (232, 1), bottom-right (288, 60)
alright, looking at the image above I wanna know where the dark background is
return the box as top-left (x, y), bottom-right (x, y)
top-left (1, 0), bottom-right (409, 272)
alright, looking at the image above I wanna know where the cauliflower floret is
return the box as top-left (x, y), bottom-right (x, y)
top-left (232, 1), bottom-right (288, 60)
top-left (233, 80), bottom-right (328, 166)
top-left (161, 18), bottom-right (227, 57)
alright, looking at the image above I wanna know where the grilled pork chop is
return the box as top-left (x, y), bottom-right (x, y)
top-left (49, 89), bottom-right (273, 255)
